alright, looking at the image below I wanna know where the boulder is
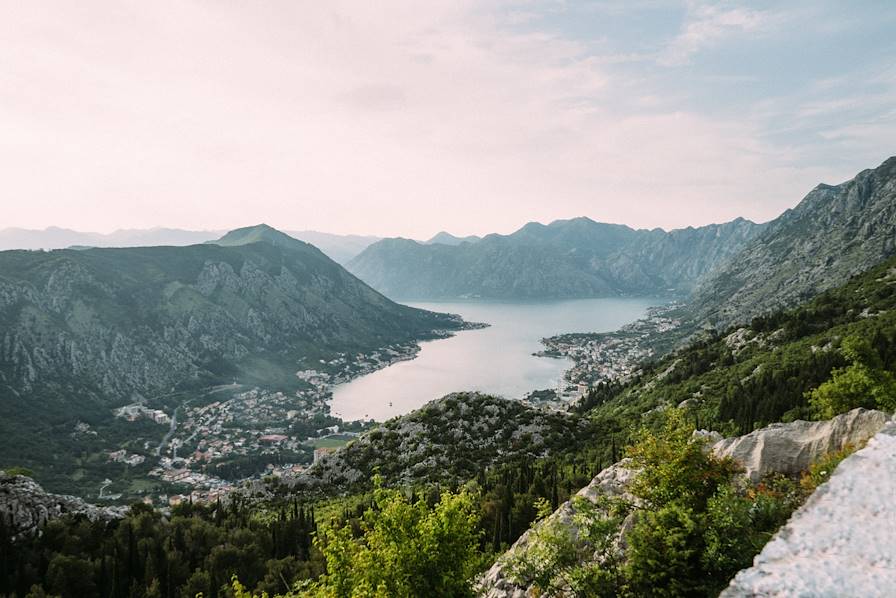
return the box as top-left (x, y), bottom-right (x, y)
top-left (710, 408), bottom-right (891, 482)
top-left (478, 461), bottom-right (637, 597)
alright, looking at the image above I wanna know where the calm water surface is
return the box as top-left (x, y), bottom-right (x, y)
top-left (330, 298), bottom-right (658, 421)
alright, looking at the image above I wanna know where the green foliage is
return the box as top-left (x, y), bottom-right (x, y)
top-left (585, 255), bottom-right (896, 443)
top-left (799, 443), bottom-right (857, 495)
top-left (502, 410), bottom-right (819, 597)
top-left (625, 502), bottom-right (704, 597)
top-left (700, 484), bottom-right (757, 576)
top-left (1, 498), bottom-right (323, 598)
top-left (2, 466), bottom-right (35, 477)
top-left (699, 475), bottom-right (801, 583)
top-left (503, 496), bottom-right (627, 597)
top-left (627, 411), bottom-right (739, 512)
top-left (807, 335), bottom-right (896, 419)
top-left (302, 477), bottom-right (483, 597)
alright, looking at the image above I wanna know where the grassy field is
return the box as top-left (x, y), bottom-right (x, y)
top-left (311, 434), bottom-right (354, 449)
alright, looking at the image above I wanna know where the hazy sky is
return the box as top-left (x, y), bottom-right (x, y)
top-left (3, 1), bottom-right (895, 238)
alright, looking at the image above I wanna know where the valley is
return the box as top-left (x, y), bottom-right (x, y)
top-left (4, 6), bottom-right (895, 595)
top-left (2, 160), bottom-right (895, 597)
top-left (330, 297), bottom-right (658, 421)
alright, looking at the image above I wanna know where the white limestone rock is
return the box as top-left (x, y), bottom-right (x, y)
top-left (710, 408), bottom-right (891, 482)
top-left (478, 461), bottom-right (637, 598)
top-left (721, 421), bottom-right (896, 597)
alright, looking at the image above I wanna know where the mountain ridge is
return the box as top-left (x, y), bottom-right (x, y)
top-left (0, 225), bottom-right (380, 264)
top-left (0, 226), bottom-right (463, 492)
top-left (691, 156), bottom-right (896, 327)
top-left (347, 217), bottom-right (765, 300)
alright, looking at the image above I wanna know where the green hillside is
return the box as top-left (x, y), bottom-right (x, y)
top-left (0, 226), bottom-right (464, 494)
top-left (582, 254), bottom-right (896, 444)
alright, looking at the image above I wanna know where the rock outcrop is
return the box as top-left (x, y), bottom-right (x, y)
top-left (480, 409), bottom-right (893, 597)
top-left (478, 461), bottom-right (637, 597)
top-left (709, 408), bottom-right (891, 482)
top-left (721, 421), bottom-right (896, 597)
top-left (0, 471), bottom-right (126, 539)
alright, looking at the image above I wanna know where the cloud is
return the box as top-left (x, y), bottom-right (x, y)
top-left (660, 2), bottom-right (770, 66)
top-left (0, 1), bottom-right (890, 237)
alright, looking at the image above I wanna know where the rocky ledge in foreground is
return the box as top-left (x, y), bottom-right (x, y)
top-left (0, 471), bottom-right (126, 539)
top-left (480, 408), bottom-right (892, 597)
top-left (721, 420), bottom-right (896, 597)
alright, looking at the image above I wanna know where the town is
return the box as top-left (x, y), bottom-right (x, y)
top-left (102, 340), bottom-right (455, 506)
top-left (539, 304), bottom-right (683, 389)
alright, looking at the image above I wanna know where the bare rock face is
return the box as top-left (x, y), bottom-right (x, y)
top-left (721, 421), bottom-right (896, 597)
top-left (0, 471), bottom-right (125, 539)
top-left (710, 408), bottom-right (891, 482)
top-left (692, 156), bottom-right (896, 328)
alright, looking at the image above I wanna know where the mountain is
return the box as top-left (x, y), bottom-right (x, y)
top-left (284, 230), bottom-right (380, 264)
top-left (425, 231), bottom-right (481, 246)
top-left (347, 217), bottom-right (764, 300)
top-left (302, 392), bottom-right (593, 489)
top-left (692, 156), bottom-right (896, 327)
top-left (0, 227), bottom-right (379, 264)
top-left (209, 223), bottom-right (305, 248)
top-left (0, 225), bottom-right (463, 491)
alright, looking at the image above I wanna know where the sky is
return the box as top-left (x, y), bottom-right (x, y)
top-left (2, 1), bottom-right (895, 238)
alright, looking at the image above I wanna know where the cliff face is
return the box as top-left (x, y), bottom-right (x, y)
top-left (479, 409), bottom-right (893, 597)
top-left (0, 471), bottom-right (125, 539)
top-left (692, 156), bottom-right (896, 327)
top-left (710, 408), bottom-right (892, 482)
top-left (721, 421), bottom-right (896, 597)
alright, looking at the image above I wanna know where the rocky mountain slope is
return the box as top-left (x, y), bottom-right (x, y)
top-left (692, 156), bottom-right (896, 327)
top-left (0, 225), bottom-right (463, 486)
top-left (0, 470), bottom-right (126, 539)
top-left (348, 217), bottom-right (764, 300)
top-left (575, 252), bottom-right (896, 441)
top-left (301, 393), bottom-right (593, 489)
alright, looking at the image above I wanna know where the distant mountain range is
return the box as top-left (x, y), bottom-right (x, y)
top-left (0, 224), bottom-right (463, 488)
top-left (0, 226), bottom-right (380, 264)
top-left (347, 217), bottom-right (765, 300)
top-left (425, 231), bottom-right (482, 246)
top-left (346, 157), bottom-right (896, 326)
